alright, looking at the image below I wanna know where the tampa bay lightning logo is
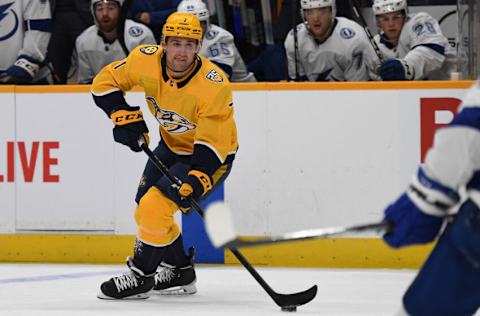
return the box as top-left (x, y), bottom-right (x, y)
top-left (0, 2), bottom-right (19, 41)
top-left (340, 27), bottom-right (355, 39)
top-left (128, 26), bottom-right (144, 37)
top-left (146, 96), bottom-right (196, 134)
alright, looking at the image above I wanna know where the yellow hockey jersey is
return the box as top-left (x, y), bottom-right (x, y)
top-left (91, 44), bottom-right (238, 173)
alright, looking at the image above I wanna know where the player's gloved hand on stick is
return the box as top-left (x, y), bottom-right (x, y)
top-left (178, 170), bottom-right (213, 203)
top-left (111, 106), bottom-right (149, 152)
top-left (383, 167), bottom-right (459, 248)
top-left (379, 58), bottom-right (414, 81)
top-left (383, 193), bottom-right (444, 248)
top-left (0, 57), bottom-right (40, 84)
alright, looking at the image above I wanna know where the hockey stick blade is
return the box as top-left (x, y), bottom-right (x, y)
top-left (205, 201), bottom-right (390, 248)
top-left (205, 201), bottom-right (238, 248)
top-left (139, 142), bottom-right (318, 309)
top-left (271, 284), bottom-right (318, 309)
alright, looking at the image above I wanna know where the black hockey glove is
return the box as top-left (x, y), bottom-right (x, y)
top-left (175, 170), bottom-right (213, 209)
top-left (111, 106), bottom-right (149, 152)
top-left (179, 170), bottom-right (213, 200)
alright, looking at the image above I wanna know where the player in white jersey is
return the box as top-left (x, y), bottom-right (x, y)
top-left (382, 80), bottom-right (480, 314)
top-left (284, 0), bottom-right (373, 82)
top-left (177, 0), bottom-right (256, 82)
top-left (0, 0), bottom-right (52, 84)
top-left (75, 0), bottom-right (155, 84)
top-left (369, 0), bottom-right (454, 80)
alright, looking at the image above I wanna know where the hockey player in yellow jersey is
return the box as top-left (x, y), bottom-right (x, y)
top-left (92, 12), bottom-right (238, 300)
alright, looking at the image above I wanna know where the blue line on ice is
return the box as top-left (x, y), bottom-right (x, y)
top-left (0, 270), bottom-right (121, 284)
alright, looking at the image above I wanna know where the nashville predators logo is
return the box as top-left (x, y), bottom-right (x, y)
top-left (140, 46), bottom-right (158, 55)
top-left (146, 96), bottom-right (196, 133)
top-left (206, 69), bottom-right (224, 83)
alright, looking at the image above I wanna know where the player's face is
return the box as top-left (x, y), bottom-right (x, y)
top-left (95, 1), bottom-right (120, 33)
top-left (304, 7), bottom-right (333, 40)
top-left (165, 37), bottom-right (198, 73)
top-left (376, 11), bottom-right (405, 42)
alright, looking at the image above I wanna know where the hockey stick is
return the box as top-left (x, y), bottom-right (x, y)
top-left (351, 0), bottom-right (384, 64)
top-left (138, 139), bottom-right (317, 310)
top-left (292, 0), bottom-right (300, 81)
top-left (117, 0), bottom-right (132, 56)
top-left (205, 201), bottom-right (392, 248)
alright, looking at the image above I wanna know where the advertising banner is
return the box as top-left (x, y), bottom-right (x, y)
top-left (0, 83), bottom-right (472, 238)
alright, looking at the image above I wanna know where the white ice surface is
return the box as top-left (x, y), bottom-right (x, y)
top-left (0, 263), bottom-right (417, 316)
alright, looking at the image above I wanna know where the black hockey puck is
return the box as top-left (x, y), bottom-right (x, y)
top-left (281, 306), bottom-right (297, 312)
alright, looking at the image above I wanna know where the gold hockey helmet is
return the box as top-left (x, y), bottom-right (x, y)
top-left (162, 12), bottom-right (203, 42)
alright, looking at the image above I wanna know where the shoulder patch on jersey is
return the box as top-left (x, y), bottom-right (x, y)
top-left (128, 26), bottom-right (144, 37)
top-left (206, 69), bottom-right (224, 83)
top-left (340, 27), bottom-right (356, 39)
top-left (205, 30), bottom-right (219, 40)
top-left (140, 46), bottom-right (158, 55)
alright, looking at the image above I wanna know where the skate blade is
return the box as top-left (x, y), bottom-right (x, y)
top-left (97, 292), bottom-right (150, 300)
top-left (151, 284), bottom-right (197, 296)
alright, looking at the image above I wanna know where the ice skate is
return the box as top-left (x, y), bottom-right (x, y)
top-left (97, 257), bottom-right (155, 300)
top-left (152, 262), bottom-right (197, 295)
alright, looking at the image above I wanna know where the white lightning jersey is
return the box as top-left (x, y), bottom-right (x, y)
top-left (284, 17), bottom-right (373, 82)
top-left (199, 24), bottom-right (256, 82)
top-left (370, 12), bottom-right (455, 80)
top-left (0, 0), bottom-right (51, 81)
top-left (76, 19), bottom-right (155, 83)
top-left (423, 80), bottom-right (480, 208)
